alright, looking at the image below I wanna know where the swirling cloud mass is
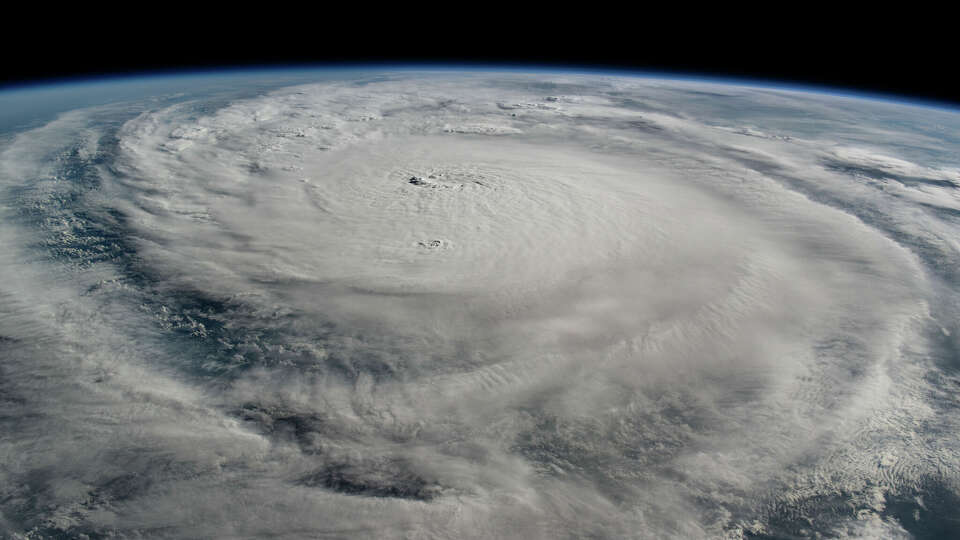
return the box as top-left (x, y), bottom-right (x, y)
top-left (1, 72), bottom-right (960, 539)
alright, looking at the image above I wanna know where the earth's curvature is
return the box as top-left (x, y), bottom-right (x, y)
top-left (1, 69), bottom-right (959, 539)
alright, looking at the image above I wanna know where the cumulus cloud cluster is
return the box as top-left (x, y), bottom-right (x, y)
top-left (1, 72), bottom-right (959, 539)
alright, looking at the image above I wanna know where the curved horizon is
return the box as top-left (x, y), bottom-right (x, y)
top-left (1, 62), bottom-right (958, 113)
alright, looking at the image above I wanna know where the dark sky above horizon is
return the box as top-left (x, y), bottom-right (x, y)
top-left (4, 11), bottom-right (953, 108)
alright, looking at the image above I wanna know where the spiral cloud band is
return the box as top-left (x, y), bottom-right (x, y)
top-left (1, 72), bottom-right (959, 538)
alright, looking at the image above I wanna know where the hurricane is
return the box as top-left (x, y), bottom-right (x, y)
top-left (1, 70), bottom-right (959, 539)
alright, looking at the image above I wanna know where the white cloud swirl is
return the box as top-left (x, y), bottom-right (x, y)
top-left (1, 72), bottom-right (959, 539)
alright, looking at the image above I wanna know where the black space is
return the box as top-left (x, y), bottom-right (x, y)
top-left (3, 12), bottom-right (954, 108)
